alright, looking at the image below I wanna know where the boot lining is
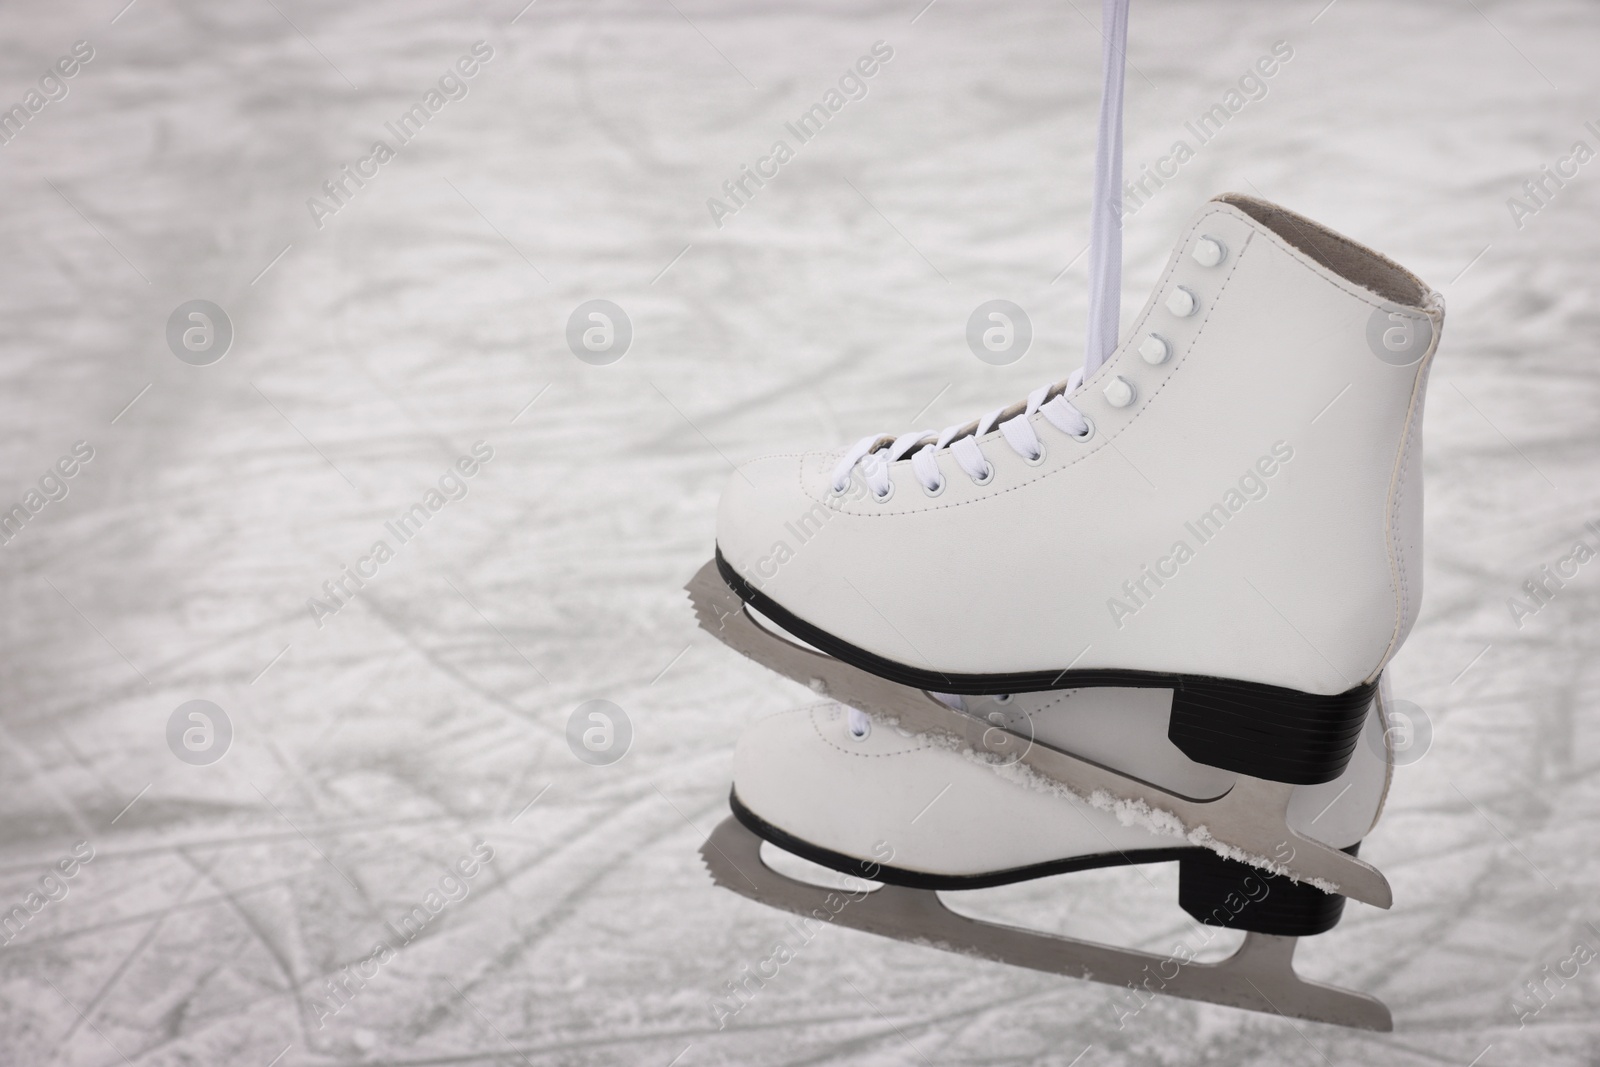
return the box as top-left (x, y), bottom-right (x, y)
top-left (1216, 194), bottom-right (1429, 308)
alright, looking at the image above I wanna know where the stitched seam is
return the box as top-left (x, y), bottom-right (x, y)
top-left (1390, 433), bottom-right (1411, 663)
top-left (1371, 343), bottom-right (1436, 680)
top-left (809, 705), bottom-right (938, 759)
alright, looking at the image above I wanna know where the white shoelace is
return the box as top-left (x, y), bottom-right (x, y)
top-left (832, 370), bottom-right (1092, 498)
top-left (1085, 0), bottom-right (1129, 377)
top-left (831, 0), bottom-right (1129, 504)
top-left (842, 0), bottom-right (1130, 740)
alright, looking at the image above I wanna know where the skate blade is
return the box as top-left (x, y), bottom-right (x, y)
top-left (686, 559), bottom-right (1393, 909)
top-left (700, 815), bottom-right (1392, 1032)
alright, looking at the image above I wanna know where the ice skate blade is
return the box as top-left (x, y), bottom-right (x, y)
top-left (700, 816), bottom-right (1392, 1032)
top-left (687, 559), bottom-right (1392, 908)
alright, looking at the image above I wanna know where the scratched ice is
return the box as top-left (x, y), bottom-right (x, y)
top-left (0, 1), bottom-right (1597, 1065)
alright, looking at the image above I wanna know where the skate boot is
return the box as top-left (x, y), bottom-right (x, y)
top-left (701, 688), bottom-right (1397, 1030)
top-left (691, 193), bottom-right (1440, 906)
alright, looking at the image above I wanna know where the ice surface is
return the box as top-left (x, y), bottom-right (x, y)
top-left (1, 0), bottom-right (1598, 1064)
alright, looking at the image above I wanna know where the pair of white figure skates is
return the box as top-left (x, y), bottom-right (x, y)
top-left (689, 192), bottom-right (1442, 1030)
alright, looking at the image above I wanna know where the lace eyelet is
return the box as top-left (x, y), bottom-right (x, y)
top-left (1139, 333), bottom-right (1171, 365)
top-left (871, 479), bottom-right (895, 504)
top-left (1192, 235), bottom-right (1227, 267)
top-left (1166, 286), bottom-right (1198, 318)
top-left (921, 476), bottom-right (946, 498)
top-left (994, 694), bottom-right (1013, 704)
top-left (849, 721), bottom-right (870, 740)
top-left (1071, 416), bottom-right (1096, 443)
top-left (830, 478), bottom-right (850, 496)
top-left (1022, 443), bottom-right (1046, 467)
top-left (970, 463), bottom-right (995, 486)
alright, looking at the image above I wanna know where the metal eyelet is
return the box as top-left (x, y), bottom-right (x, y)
top-left (1192, 235), bottom-right (1227, 267)
top-left (921, 476), bottom-right (946, 498)
top-left (871, 479), bottom-right (895, 504)
top-left (845, 705), bottom-right (872, 740)
top-left (970, 463), bottom-right (995, 486)
top-left (1071, 416), bottom-right (1096, 443)
top-left (1139, 333), bottom-right (1171, 365)
top-left (1022, 443), bottom-right (1046, 467)
top-left (1165, 286), bottom-right (1198, 318)
top-left (1102, 376), bottom-right (1135, 409)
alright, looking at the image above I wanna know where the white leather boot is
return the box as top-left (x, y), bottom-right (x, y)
top-left (730, 693), bottom-right (1388, 892)
top-left (699, 692), bottom-right (1395, 1029)
top-left (713, 194), bottom-right (1441, 789)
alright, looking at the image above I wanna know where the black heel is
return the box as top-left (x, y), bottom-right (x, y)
top-left (1167, 677), bottom-right (1377, 785)
top-left (1177, 846), bottom-right (1357, 937)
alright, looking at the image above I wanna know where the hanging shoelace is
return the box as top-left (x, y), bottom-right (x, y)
top-left (831, 0), bottom-right (1130, 505)
top-left (844, 0), bottom-right (1130, 740)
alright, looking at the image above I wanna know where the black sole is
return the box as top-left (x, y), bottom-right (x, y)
top-left (731, 791), bottom-right (1356, 938)
top-left (716, 548), bottom-right (1376, 786)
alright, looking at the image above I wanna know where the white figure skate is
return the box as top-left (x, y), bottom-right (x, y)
top-left (692, 191), bottom-right (1439, 906)
top-left (701, 692), bottom-right (1395, 1030)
